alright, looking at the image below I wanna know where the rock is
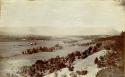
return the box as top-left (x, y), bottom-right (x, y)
top-left (70, 72), bottom-right (77, 77)
top-left (76, 70), bottom-right (88, 75)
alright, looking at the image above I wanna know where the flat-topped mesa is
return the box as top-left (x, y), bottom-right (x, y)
top-left (22, 44), bottom-right (63, 55)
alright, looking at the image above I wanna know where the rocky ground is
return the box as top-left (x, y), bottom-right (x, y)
top-left (17, 32), bottom-right (125, 77)
top-left (0, 32), bottom-right (124, 77)
top-left (19, 42), bottom-right (102, 77)
top-left (95, 32), bottom-right (124, 77)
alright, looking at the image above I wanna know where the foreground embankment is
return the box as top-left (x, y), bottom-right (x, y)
top-left (95, 32), bottom-right (124, 77)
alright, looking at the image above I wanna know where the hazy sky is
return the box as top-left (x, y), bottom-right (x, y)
top-left (0, 0), bottom-right (125, 35)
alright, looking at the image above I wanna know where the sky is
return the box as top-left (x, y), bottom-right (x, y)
top-left (0, 0), bottom-right (125, 35)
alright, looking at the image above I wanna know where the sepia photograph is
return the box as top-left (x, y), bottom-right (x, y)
top-left (0, 0), bottom-right (125, 77)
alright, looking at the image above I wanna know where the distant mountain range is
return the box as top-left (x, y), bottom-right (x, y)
top-left (0, 34), bottom-right (110, 42)
top-left (0, 35), bottom-right (52, 42)
top-left (0, 27), bottom-right (122, 41)
top-left (0, 27), bottom-right (121, 36)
